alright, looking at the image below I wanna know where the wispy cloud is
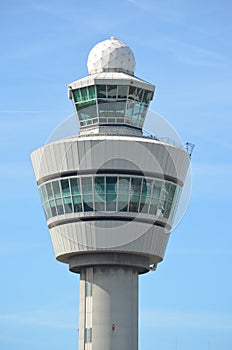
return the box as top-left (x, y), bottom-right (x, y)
top-left (141, 308), bottom-right (232, 331)
top-left (127, 0), bottom-right (187, 25)
top-left (142, 36), bottom-right (228, 68)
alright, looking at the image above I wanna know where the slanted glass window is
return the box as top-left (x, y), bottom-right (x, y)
top-left (149, 196), bottom-right (158, 215)
top-left (80, 87), bottom-right (88, 101)
top-left (88, 85), bottom-right (96, 99)
top-left (137, 88), bottom-right (144, 101)
top-left (81, 177), bottom-right (92, 193)
top-left (98, 99), bottom-right (108, 116)
top-left (64, 196), bottom-right (72, 213)
top-left (143, 90), bottom-right (153, 102)
top-left (40, 176), bottom-right (179, 222)
top-left (95, 177), bottom-right (105, 211)
top-left (49, 200), bottom-right (57, 216)
top-left (40, 186), bottom-right (47, 203)
top-left (163, 201), bottom-right (172, 219)
top-left (44, 202), bottom-right (52, 219)
top-left (131, 178), bottom-right (142, 194)
top-left (118, 192), bottom-right (128, 212)
top-left (61, 179), bottom-right (70, 197)
top-left (169, 184), bottom-right (176, 202)
top-left (46, 183), bottom-right (53, 200)
top-left (56, 198), bottom-right (64, 215)
top-left (129, 86), bottom-right (137, 100)
top-left (152, 181), bottom-right (162, 199)
top-left (106, 177), bottom-right (117, 211)
top-left (106, 177), bottom-right (117, 193)
top-left (52, 181), bottom-right (61, 198)
top-left (70, 178), bottom-right (80, 195)
top-left (72, 89), bottom-right (81, 102)
top-left (73, 195), bottom-right (82, 212)
top-left (118, 85), bottom-right (128, 99)
top-left (107, 85), bottom-right (117, 98)
top-left (97, 85), bottom-right (107, 98)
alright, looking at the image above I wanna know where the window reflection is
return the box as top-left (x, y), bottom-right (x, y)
top-left (39, 175), bottom-right (180, 222)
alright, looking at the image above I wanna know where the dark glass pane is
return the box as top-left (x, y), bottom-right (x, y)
top-left (163, 201), bottom-right (172, 218)
top-left (46, 183), bottom-right (53, 200)
top-left (137, 89), bottom-right (144, 101)
top-left (70, 178), bottom-right (80, 195)
top-left (118, 202), bottom-right (128, 212)
top-left (74, 203), bottom-right (82, 213)
top-left (157, 200), bottom-right (165, 215)
top-left (51, 207), bottom-right (57, 216)
top-left (143, 90), bottom-right (153, 102)
top-left (61, 179), bottom-right (70, 196)
top-left (50, 200), bottom-right (57, 216)
top-left (84, 202), bottom-right (93, 212)
top-left (169, 184), bottom-right (176, 201)
top-left (73, 196), bottom-right (82, 212)
top-left (129, 202), bottom-right (139, 212)
top-left (118, 85), bottom-right (128, 99)
top-left (106, 177), bottom-right (117, 193)
top-left (52, 181), bottom-right (61, 198)
top-left (72, 89), bottom-right (81, 102)
top-left (97, 85), bottom-right (107, 98)
top-left (73, 195), bottom-right (82, 204)
top-left (129, 86), bottom-right (137, 100)
top-left (107, 85), bottom-right (117, 98)
top-left (88, 85), bottom-right (96, 99)
top-left (80, 87), bottom-right (88, 101)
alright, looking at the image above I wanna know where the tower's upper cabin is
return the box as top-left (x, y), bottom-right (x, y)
top-left (68, 37), bottom-right (155, 136)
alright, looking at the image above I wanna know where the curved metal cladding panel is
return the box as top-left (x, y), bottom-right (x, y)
top-left (30, 135), bottom-right (189, 185)
top-left (31, 135), bottom-right (189, 264)
top-left (49, 221), bottom-right (169, 265)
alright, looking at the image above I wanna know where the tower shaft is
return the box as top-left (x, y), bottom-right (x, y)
top-left (79, 265), bottom-right (138, 350)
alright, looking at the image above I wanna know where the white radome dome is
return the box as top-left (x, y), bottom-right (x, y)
top-left (87, 37), bottom-right (136, 75)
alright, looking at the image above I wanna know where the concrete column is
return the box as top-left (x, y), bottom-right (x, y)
top-left (79, 266), bottom-right (139, 350)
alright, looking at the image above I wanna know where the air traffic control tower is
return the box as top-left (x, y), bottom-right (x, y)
top-left (31, 37), bottom-right (190, 350)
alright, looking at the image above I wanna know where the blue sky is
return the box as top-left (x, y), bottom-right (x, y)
top-left (1, 0), bottom-right (232, 349)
